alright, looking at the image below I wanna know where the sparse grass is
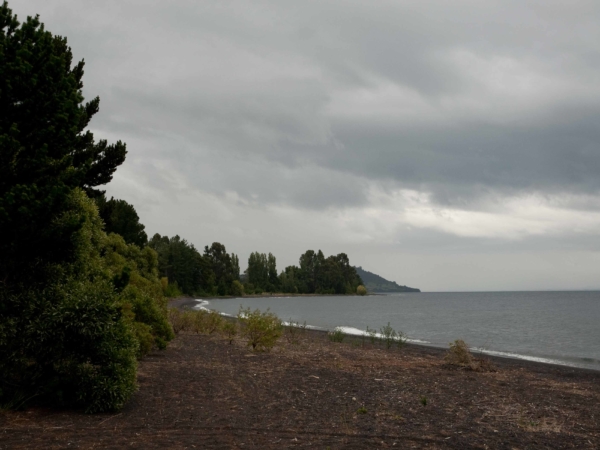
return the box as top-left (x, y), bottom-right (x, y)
top-left (420, 395), bottom-right (428, 406)
top-left (285, 319), bottom-right (306, 344)
top-left (328, 328), bottom-right (346, 343)
top-left (366, 326), bottom-right (377, 345)
top-left (357, 406), bottom-right (367, 414)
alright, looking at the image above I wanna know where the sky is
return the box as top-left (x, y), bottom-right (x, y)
top-left (15, 0), bottom-right (600, 291)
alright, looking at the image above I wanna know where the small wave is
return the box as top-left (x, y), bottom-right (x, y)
top-left (191, 299), bottom-right (209, 311)
top-left (334, 326), bottom-right (429, 344)
top-left (471, 348), bottom-right (568, 367)
top-left (281, 321), bottom-right (321, 329)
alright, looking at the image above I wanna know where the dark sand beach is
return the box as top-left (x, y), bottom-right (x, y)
top-left (1, 302), bottom-right (599, 449)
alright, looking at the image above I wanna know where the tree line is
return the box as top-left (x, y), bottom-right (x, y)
top-left (142, 239), bottom-right (363, 297)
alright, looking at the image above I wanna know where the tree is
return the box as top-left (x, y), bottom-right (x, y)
top-left (0, 2), bottom-right (126, 284)
top-left (149, 234), bottom-right (210, 295)
top-left (96, 195), bottom-right (148, 247)
top-left (204, 242), bottom-right (235, 295)
top-left (246, 252), bottom-right (268, 291)
top-left (0, 4), bottom-right (137, 412)
top-left (267, 253), bottom-right (279, 291)
top-left (298, 250), bottom-right (325, 293)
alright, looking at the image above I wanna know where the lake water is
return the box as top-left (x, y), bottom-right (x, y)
top-left (198, 291), bottom-right (600, 371)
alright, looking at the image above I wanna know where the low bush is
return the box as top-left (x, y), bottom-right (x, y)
top-left (168, 308), bottom-right (193, 334)
top-left (445, 339), bottom-right (496, 372)
top-left (328, 328), bottom-right (346, 343)
top-left (378, 323), bottom-right (406, 349)
top-left (380, 322), bottom-right (397, 349)
top-left (222, 321), bottom-right (237, 344)
top-left (238, 307), bottom-right (282, 351)
top-left (163, 281), bottom-right (182, 298)
top-left (205, 310), bottom-right (224, 334)
top-left (190, 309), bottom-right (208, 333)
top-left (356, 285), bottom-right (367, 296)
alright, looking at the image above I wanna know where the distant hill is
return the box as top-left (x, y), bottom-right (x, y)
top-left (354, 267), bottom-right (420, 293)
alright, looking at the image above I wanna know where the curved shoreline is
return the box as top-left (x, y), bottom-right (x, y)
top-left (168, 296), bottom-right (600, 375)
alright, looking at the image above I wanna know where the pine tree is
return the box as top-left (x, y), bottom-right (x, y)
top-left (0, 2), bottom-right (126, 284)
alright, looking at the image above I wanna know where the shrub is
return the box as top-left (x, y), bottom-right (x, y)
top-left (104, 233), bottom-right (174, 356)
top-left (238, 307), bottom-right (282, 351)
top-left (0, 191), bottom-right (138, 413)
top-left (205, 310), bottom-right (224, 334)
top-left (328, 328), bottom-right (346, 343)
top-left (168, 308), bottom-right (193, 334)
top-left (445, 339), bottom-right (473, 366)
top-left (380, 322), bottom-right (397, 349)
top-left (189, 309), bottom-right (208, 333)
top-left (163, 281), bottom-right (183, 298)
top-left (356, 285), bottom-right (367, 296)
top-left (445, 339), bottom-right (496, 372)
top-left (222, 321), bottom-right (237, 344)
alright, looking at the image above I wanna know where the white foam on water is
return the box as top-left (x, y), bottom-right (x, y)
top-left (281, 321), bottom-right (321, 329)
top-left (471, 347), bottom-right (566, 366)
top-left (334, 326), bottom-right (430, 344)
top-left (191, 299), bottom-right (209, 311)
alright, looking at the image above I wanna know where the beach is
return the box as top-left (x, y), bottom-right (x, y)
top-left (1, 313), bottom-right (599, 449)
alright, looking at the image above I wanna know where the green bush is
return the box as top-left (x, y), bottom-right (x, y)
top-left (380, 322), bottom-right (396, 349)
top-left (379, 323), bottom-right (406, 349)
top-left (222, 321), bottom-right (238, 344)
top-left (238, 307), bottom-right (282, 351)
top-left (0, 190), bottom-right (138, 413)
top-left (356, 285), bottom-right (367, 296)
top-left (103, 233), bottom-right (174, 356)
top-left (163, 281), bottom-right (183, 298)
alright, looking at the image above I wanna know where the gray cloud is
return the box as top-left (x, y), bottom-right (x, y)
top-left (13, 0), bottom-right (600, 289)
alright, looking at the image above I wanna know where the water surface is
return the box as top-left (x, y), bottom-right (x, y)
top-left (201, 291), bottom-right (600, 370)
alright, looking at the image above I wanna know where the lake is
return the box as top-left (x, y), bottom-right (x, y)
top-left (197, 291), bottom-right (600, 371)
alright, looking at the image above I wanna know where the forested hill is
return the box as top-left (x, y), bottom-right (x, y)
top-left (354, 267), bottom-right (420, 293)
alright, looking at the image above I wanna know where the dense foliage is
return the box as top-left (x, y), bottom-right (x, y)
top-left (245, 252), bottom-right (279, 293)
top-left (0, 190), bottom-right (139, 412)
top-left (275, 250), bottom-right (363, 294)
top-left (149, 234), bottom-right (241, 296)
top-left (0, 3), bottom-right (171, 412)
top-left (96, 195), bottom-right (148, 247)
top-left (0, 3), bottom-right (126, 286)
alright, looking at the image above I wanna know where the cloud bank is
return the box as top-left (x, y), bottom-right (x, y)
top-left (15, 0), bottom-right (600, 290)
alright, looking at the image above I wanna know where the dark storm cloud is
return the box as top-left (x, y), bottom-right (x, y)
top-left (16, 0), bottom-right (600, 211)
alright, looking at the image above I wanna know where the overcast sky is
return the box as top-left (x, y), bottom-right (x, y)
top-left (16, 0), bottom-right (600, 291)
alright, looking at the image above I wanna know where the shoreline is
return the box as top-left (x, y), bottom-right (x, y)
top-left (3, 321), bottom-right (599, 448)
top-left (168, 296), bottom-right (600, 375)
